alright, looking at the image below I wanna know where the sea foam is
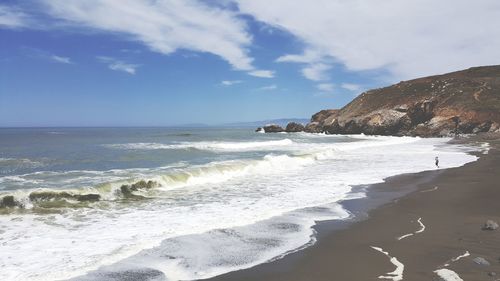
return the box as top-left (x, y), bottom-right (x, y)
top-left (105, 139), bottom-right (294, 152)
top-left (0, 136), bottom-right (480, 281)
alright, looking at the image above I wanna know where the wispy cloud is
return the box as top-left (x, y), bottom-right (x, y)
top-left (21, 47), bottom-right (73, 65)
top-left (276, 49), bottom-right (322, 64)
top-left (341, 83), bottom-right (361, 92)
top-left (97, 56), bottom-right (139, 75)
top-left (221, 80), bottom-right (243, 86)
top-left (301, 63), bottom-right (331, 81)
top-left (248, 70), bottom-right (275, 78)
top-left (316, 83), bottom-right (334, 92)
top-left (50, 55), bottom-right (72, 64)
top-left (0, 5), bottom-right (29, 29)
top-left (120, 49), bottom-right (143, 54)
top-left (258, 84), bottom-right (277, 91)
top-left (237, 0), bottom-right (500, 80)
top-left (38, 0), bottom-right (269, 76)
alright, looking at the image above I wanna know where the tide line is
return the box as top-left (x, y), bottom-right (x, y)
top-left (415, 218), bottom-right (425, 233)
top-left (397, 217), bottom-right (425, 240)
top-left (443, 251), bottom-right (470, 267)
top-left (370, 246), bottom-right (404, 281)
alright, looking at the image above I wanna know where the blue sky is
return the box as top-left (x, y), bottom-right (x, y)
top-left (1, 0), bottom-right (499, 127)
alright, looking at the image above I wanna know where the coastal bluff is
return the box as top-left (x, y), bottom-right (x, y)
top-left (258, 65), bottom-right (500, 137)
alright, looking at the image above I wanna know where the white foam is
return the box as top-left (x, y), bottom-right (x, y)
top-left (444, 251), bottom-right (470, 267)
top-left (371, 246), bottom-right (404, 281)
top-left (397, 217), bottom-right (425, 240)
top-left (114, 205), bottom-right (350, 281)
top-left (434, 269), bottom-right (463, 281)
top-left (451, 251), bottom-right (470, 262)
top-left (0, 136), bottom-right (480, 281)
top-left (480, 142), bottom-right (490, 154)
top-left (105, 139), bottom-right (294, 152)
top-left (0, 163), bottom-right (187, 196)
top-left (397, 233), bottom-right (413, 240)
top-left (415, 217), bottom-right (425, 234)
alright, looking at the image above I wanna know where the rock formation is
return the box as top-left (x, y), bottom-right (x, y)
top-left (28, 191), bottom-right (101, 202)
top-left (120, 180), bottom-right (159, 198)
top-left (258, 124), bottom-right (285, 133)
top-left (285, 122), bottom-right (305, 132)
top-left (0, 195), bottom-right (21, 208)
top-left (265, 66), bottom-right (500, 137)
top-left (256, 123), bottom-right (309, 133)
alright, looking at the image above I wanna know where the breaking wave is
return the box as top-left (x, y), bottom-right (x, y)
top-left (0, 136), bottom-right (428, 211)
top-left (0, 148), bottom-right (331, 211)
top-left (0, 135), bottom-right (483, 281)
top-left (104, 139), bottom-right (294, 152)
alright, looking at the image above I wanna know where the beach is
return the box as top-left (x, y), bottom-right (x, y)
top-left (207, 134), bottom-right (500, 281)
top-left (0, 129), bottom-right (493, 280)
top-left (3, 2), bottom-right (500, 280)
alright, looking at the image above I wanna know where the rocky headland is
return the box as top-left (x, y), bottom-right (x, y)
top-left (258, 65), bottom-right (500, 137)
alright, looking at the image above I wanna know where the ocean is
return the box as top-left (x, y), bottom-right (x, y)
top-left (0, 127), bottom-right (480, 281)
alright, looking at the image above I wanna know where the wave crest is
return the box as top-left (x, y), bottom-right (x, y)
top-left (105, 139), bottom-right (294, 152)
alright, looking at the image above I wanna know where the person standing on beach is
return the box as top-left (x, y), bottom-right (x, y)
top-left (435, 156), bottom-right (439, 168)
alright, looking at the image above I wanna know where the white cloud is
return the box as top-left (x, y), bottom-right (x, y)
top-left (258, 84), bottom-right (277, 90)
top-left (316, 83), bottom-right (334, 92)
top-left (40, 0), bottom-right (256, 72)
top-left (301, 63), bottom-right (331, 81)
top-left (21, 47), bottom-right (74, 65)
top-left (237, 0), bottom-right (500, 80)
top-left (277, 50), bottom-right (331, 81)
top-left (341, 83), bottom-right (361, 92)
top-left (248, 70), bottom-right (275, 78)
top-left (221, 80), bottom-right (242, 86)
top-left (276, 49), bottom-right (322, 64)
top-left (50, 55), bottom-right (72, 64)
top-left (0, 5), bottom-right (29, 28)
top-left (97, 56), bottom-right (138, 75)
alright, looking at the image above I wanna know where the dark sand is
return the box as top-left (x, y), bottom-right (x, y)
top-left (207, 136), bottom-right (500, 281)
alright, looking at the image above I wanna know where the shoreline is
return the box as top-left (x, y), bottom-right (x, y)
top-left (62, 135), bottom-right (474, 281)
top-left (206, 135), bottom-right (500, 281)
top-left (2, 134), bottom-right (491, 281)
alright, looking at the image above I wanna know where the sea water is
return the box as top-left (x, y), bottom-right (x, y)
top-left (0, 127), bottom-right (480, 281)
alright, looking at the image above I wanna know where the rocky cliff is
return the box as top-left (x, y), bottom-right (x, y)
top-left (262, 66), bottom-right (500, 137)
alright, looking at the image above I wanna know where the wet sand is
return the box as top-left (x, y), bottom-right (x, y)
top-left (207, 135), bottom-right (500, 281)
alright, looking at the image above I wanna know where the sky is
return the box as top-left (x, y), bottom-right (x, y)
top-left (1, 0), bottom-right (500, 127)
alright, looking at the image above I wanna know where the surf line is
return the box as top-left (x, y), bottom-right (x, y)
top-left (370, 246), bottom-right (404, 281)
top-left (397, 217), bottom-right (425, 240)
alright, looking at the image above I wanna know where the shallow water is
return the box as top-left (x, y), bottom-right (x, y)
top-left (0, 128), bottom-right (479, 281)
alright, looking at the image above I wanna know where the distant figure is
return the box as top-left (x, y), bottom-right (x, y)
top-left (435, 156), bottom-right (439, 168)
